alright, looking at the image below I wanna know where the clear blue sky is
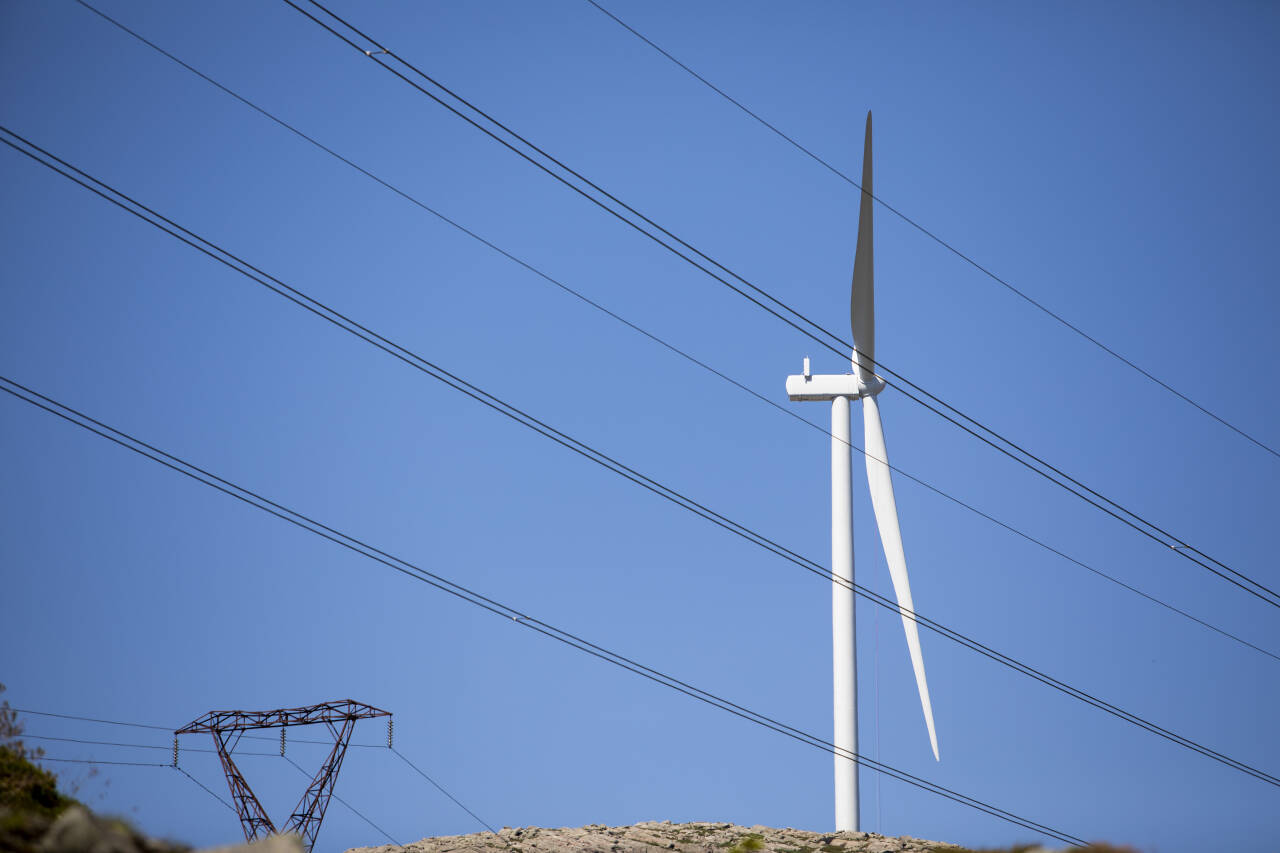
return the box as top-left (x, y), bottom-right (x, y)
top-left (2, 1), bottom-right (1278, 851)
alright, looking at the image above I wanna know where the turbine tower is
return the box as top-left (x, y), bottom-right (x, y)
top-left (785, 112), bottom-right (938, 832)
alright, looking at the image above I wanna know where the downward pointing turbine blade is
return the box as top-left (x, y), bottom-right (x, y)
top-left (863, 394), bottom-right (940, 761)
top-left (850, 111), bottom-right (875, 383)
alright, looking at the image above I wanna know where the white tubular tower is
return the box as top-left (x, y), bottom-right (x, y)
top-left (787, 364), bottom-right (871, 832)
top-left (830, 393), bottom-right (858, 832)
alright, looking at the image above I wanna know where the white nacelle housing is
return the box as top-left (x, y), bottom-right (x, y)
top-left (786, 372), bottom-right (874, 401)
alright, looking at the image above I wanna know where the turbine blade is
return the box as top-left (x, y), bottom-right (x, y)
top-left (850, 111), bottom-right (875, 382)
top-left (863, 394), bottom-right (939, 760)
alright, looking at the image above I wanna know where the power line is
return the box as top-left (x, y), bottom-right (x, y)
top-left (0, 133), bottom-right (1273, 793)
top-left (18, 711), bottom-right (488, 845)
top-left (283, 0), bottom-right (1280, 610)
top-left (12, 708), bottom-right (171, 731)
top-left (24, 733), bottom-right (182, 752)
top-left (20, 730), bottom-right (391, 834)
top-left (15, 710), bottom-right (485, 845)
top-left (393, 748), bottom-right (499, 837)
top-left (25, 733), bottom-right (170, 750)
top-left (66, 0), bottom-right (1280, 666)
top-left (580, 0), bottom-right (1280, 464)
top-left (0, 380), bottom-right (1085, 845)
top-left (11, 708), bottom-right (379, 748)
top-left (283, 754), bottom-right (401, 846)
top-left (45, 755), bottom-right (256, 823)
top-left (21, 733), bottom-right (277, 757)
top-left (37, 756), bottom-right (171, 767)
top-left (177, 765), bottom-right (238, 813)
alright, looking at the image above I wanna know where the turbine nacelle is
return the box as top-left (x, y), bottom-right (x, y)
top-left (784, 357), bottom-right (885, 402)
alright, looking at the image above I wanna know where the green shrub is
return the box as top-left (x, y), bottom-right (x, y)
top-left (0, 745), bottom-right (74, 818)
top-left (727, 834), bottom-right (765, 853)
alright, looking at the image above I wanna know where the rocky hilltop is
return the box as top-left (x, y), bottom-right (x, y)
top-left (347, 821), bottom-right (1061, 853)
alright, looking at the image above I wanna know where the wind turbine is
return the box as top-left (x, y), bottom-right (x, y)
top-left (785, 112), bottom-right (938, 833)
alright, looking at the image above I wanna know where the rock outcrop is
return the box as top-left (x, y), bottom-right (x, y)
top-left (347, 821), bottom-right (995, 853)
top-left (0, 803), bottom-right (303, 853)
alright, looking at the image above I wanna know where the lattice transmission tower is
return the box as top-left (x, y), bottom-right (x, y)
top-left (175, 700), bottom-right (392, 852)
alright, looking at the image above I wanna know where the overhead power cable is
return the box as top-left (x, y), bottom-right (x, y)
top-left (41, 756), bottom-right (246, 816)
top-left (282, 0), bottom-right (1280, 610)
top-left (23, 733), bottom-right (174, 751)
top-left (15, 709), bottom-right (493, 845)
top-left (176, 766), bottom-right (238, 813)
top-left (11, 708), bottom-right (172, 731)
top-left (16, 707), bottom-right (497, 844)
top-left (22, 733), bottom-right (269, 757)
top-left (283, 754), bottom-right (401, 846)
top-left (18, 733), bottom-right (391, 835)
top-left (67, 0), bottom-right (1280, 666)
top-left (12, 708), bottom-right (380, 749)
top-left (581, 0), bottom-right (1280, 464)
top-left (1, 129), bottom-right (1273, 793)
top-left (0, 380), bottom-right (1086, 846)
top-left (37, 756), bottom-right (171, 767)
top-left (392, 748), bottom-right (500, 837)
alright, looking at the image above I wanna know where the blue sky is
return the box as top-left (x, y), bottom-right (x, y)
top-left (2, 1), bottom-right (1278, 851)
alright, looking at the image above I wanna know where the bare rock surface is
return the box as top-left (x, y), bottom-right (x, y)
top-left (1, 804), bottom-right (191, 853)
top-left (346, 821), bottom-right (986, 853)
top-left (200, 836), bottom-right (303, 853)
top-left (1, 803), bottom-right (303, 853)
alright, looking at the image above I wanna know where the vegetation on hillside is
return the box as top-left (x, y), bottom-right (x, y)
top-left (0, 684), bottom-right (78, 819)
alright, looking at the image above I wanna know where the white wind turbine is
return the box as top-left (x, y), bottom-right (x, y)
top-left (785, 112), bottom-right (938, 833)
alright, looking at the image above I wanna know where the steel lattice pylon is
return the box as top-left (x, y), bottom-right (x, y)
top-left (176, 700), bottom-right (391, 852)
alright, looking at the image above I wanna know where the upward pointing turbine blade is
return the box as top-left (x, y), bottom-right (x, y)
top-left (850, 111), bottom-right (940, 761)
top-left (850, 112), bottom-right (875, 386)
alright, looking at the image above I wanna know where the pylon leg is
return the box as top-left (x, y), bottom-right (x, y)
top-left (285, 717), bottom-right (357, 852)
top-left (213, 730), bottom-right (277, 842)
